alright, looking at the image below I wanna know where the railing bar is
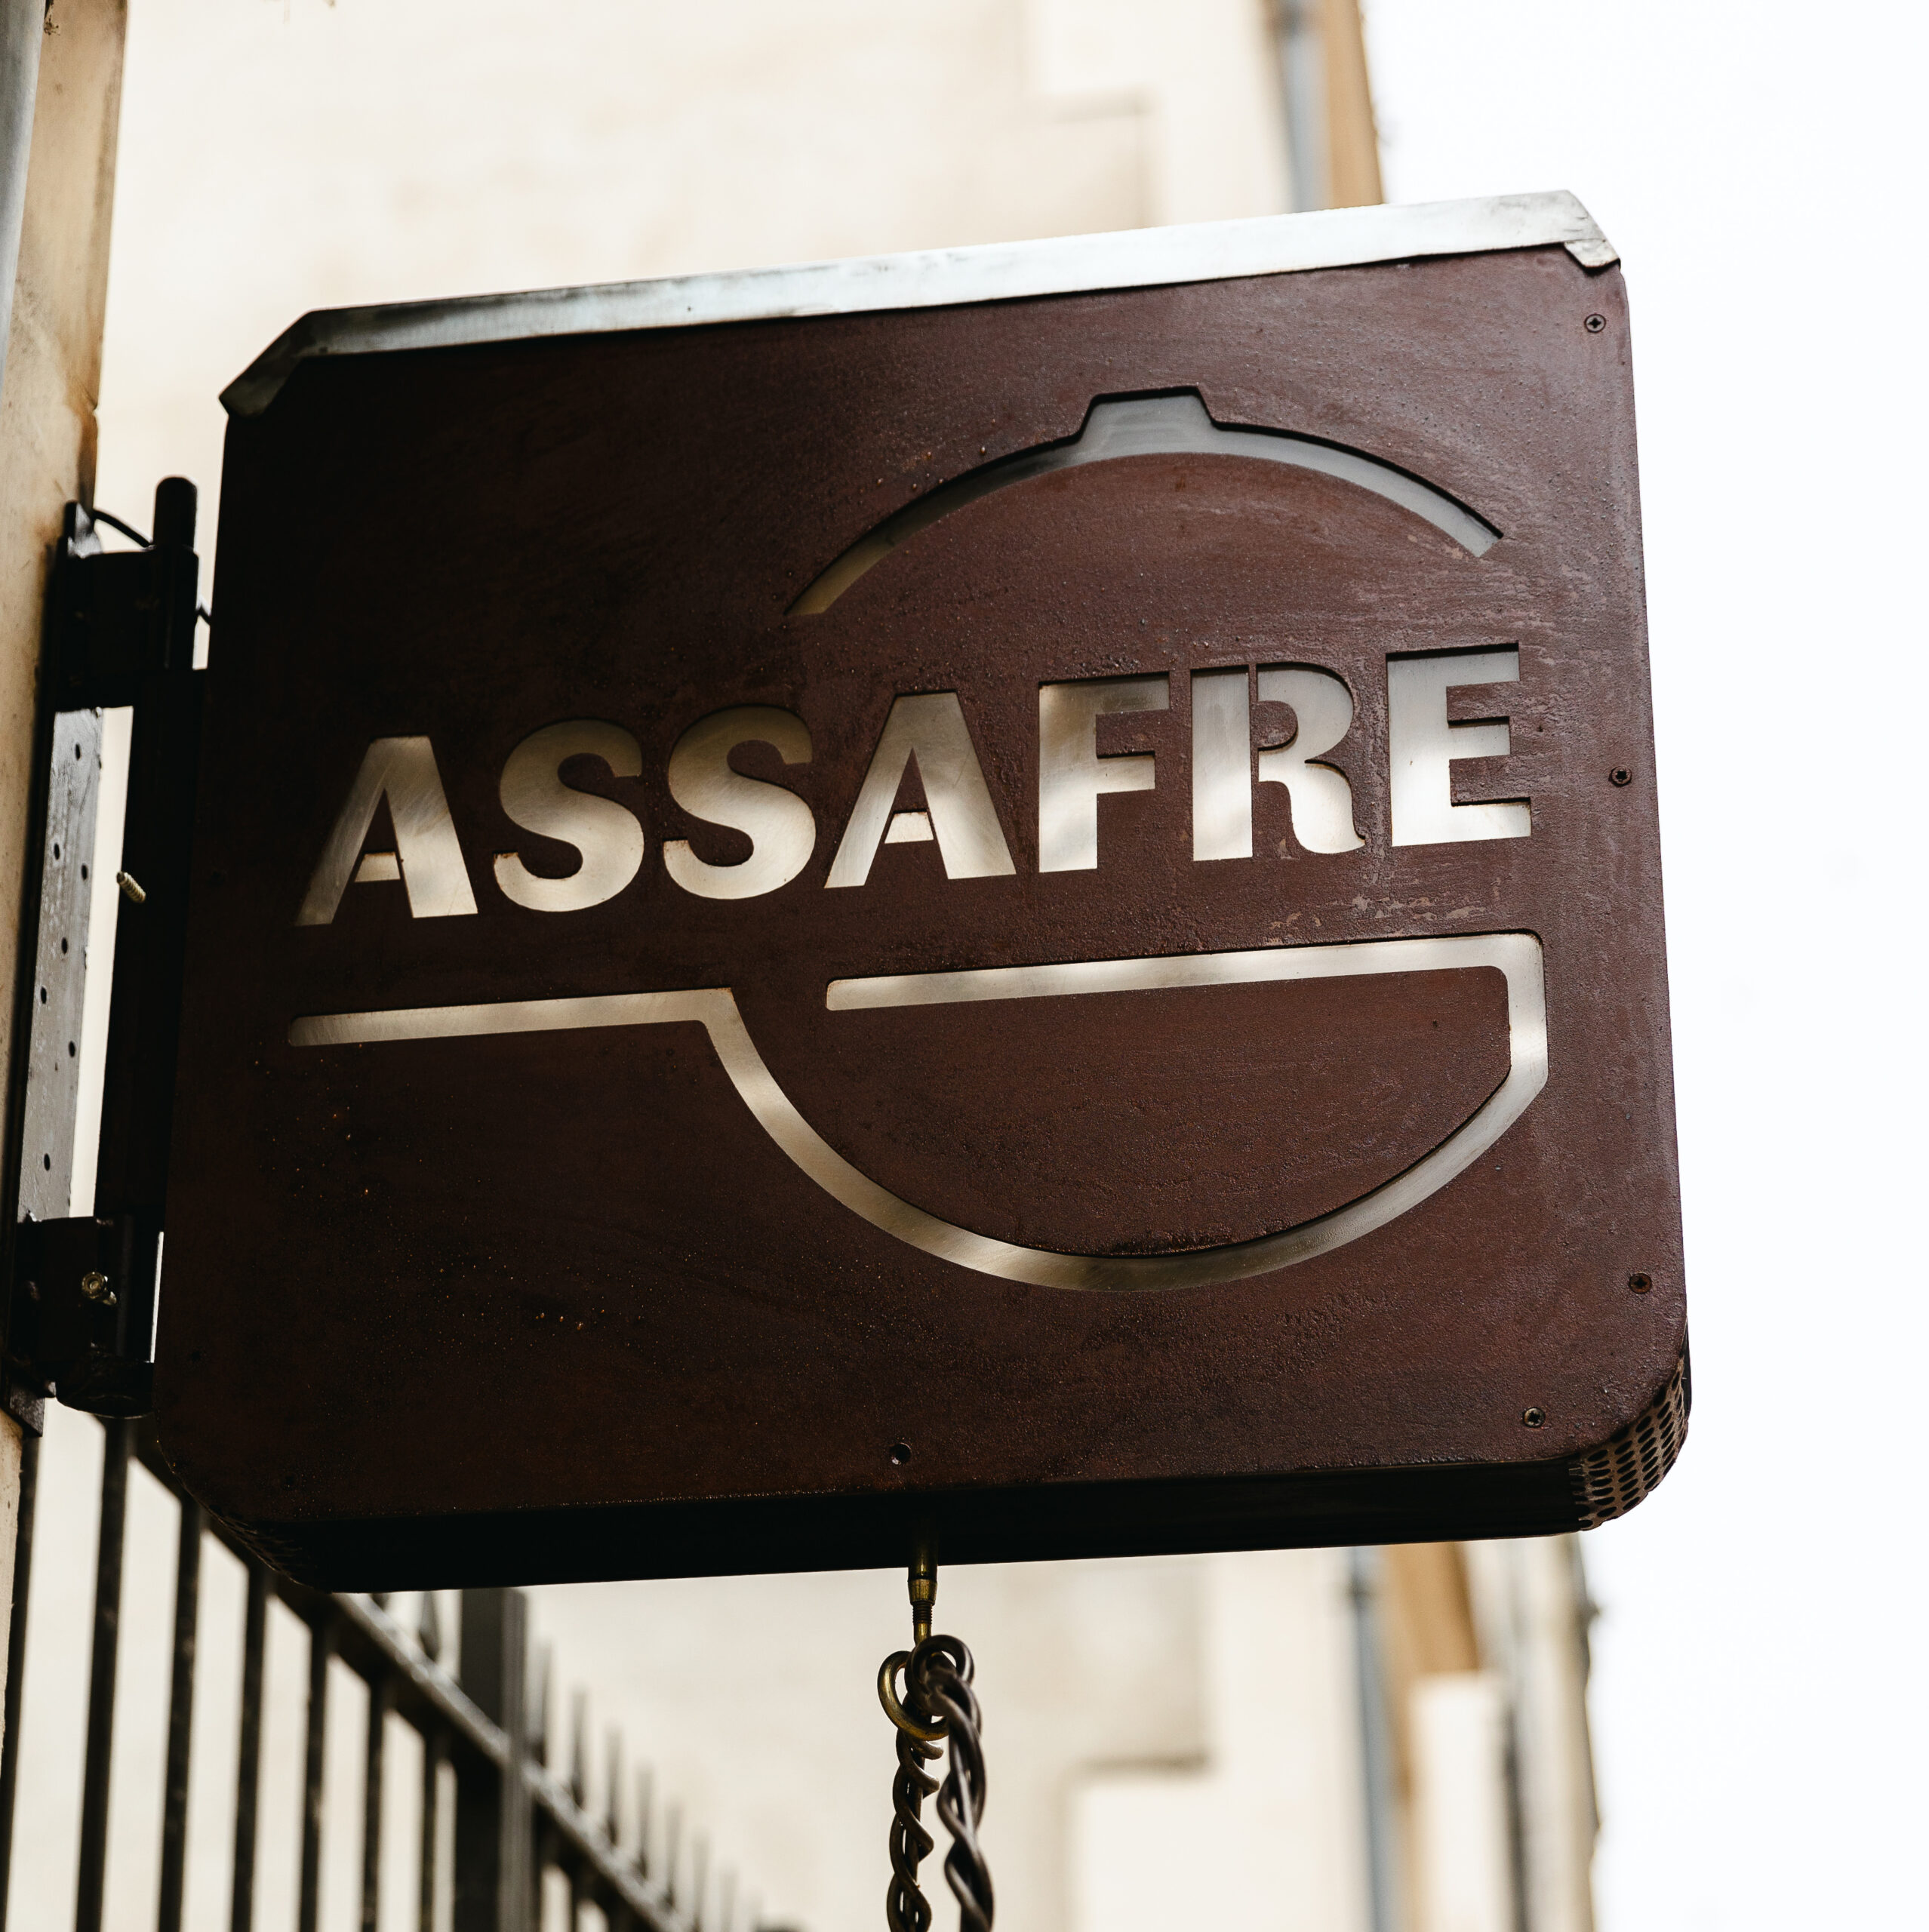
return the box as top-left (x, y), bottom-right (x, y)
top-left (229, 1559), bottom-right (269, 1932)
top-left (566, 1691), bottom-right (586, 1926)
top-left (51, 1444), bottom-right (689, 1932)
top-left (531, 1644), bottom-right (551, 1769)
top-left (155, 1493), bottom-right (204, 1932)
top-left (418, 1729), bottom-right (441, 1932)
top-left (120, 1449), bottom-right (500, 1773)
top-left (602, 1737), bottom-right (628, 1932)
top-left (361, 1670), bottom-right (387, 1932)
top-left (0, 1426), bottom-right (41, 1926)
top-left (298, 1614), bottom-right (332, 1932)
top-left (666, 1805), bottom-right (681, 1915)
top-left (75, 1417), bottom-right (133, 1932)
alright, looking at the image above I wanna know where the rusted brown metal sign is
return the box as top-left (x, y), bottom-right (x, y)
top-left (160, 192), bottom-right (1687, 1588)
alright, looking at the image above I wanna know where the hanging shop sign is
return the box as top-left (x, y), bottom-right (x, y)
top-left (155, 191), bottom-right (1686, 1587)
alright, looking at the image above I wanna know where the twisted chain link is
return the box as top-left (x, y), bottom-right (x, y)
top-left (887, 1705), bottom-right (940, 1932)
top-left (879, 1634), bottom-right (993, 1932)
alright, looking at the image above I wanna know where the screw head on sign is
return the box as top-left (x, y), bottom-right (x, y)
top-left (1522, 1407), bottom-right (1546, 1429)
top-left (1585, 313), bottom-right (1608, 334)
top-left (1628, 1272), bottom-right (1653, 1294)
top-left (1609, 767), bottom-right (1633, 786)
top-left (888, 1440), bottom-right (912, 1466)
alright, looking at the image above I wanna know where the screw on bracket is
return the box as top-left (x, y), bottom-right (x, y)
top-left (80, 1270), bottom-right (115, 1307)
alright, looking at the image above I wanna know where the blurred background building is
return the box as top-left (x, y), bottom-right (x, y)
top-left (2, 5), bottom-right (1601, 1929)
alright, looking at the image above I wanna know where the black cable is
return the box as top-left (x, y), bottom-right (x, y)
top-left (87, 507), bottom-right (150, 547)
top-left (88, 506), bottom-right (212, 628)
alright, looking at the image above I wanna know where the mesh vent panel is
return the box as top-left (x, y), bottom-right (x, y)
top-left (1568, 1346), bottom-right (1691, 1529)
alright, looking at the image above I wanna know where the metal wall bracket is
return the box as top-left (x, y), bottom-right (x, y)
top-left (9, 1214), bottom-right (148, 1415)
top-left (3, 479), bottom-right (203, 1424)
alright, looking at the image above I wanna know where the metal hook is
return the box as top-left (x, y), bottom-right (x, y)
top-left (878, 1649), bottom-right (946, 1744)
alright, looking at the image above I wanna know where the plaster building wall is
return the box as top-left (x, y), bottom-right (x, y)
top-left (0, 0), bottom-right (128, 1872)
top-left (2, 7), bottom-right (1593, 1932)
top-left (89, 0), bottom-right (1296, 546)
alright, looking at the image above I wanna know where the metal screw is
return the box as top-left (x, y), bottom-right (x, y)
top-left (1584, 313), bottom-right (1608, 334)
top-left (888, 1440), bottom-right (912, 1466)
top-left (1609, 767), bottom-right (1633, 786)
top-left (1628, 1272), bottom-right (1653, 1294)
top-left (1521, 1406), bottom-right (1546, 1429)
top-left (80, 1270), bottom-right (116, 1307)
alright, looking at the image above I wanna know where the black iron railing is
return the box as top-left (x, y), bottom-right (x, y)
top-left (0, 1417), bottom-right (771, 1932)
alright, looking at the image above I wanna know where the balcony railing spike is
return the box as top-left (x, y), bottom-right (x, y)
top-left (361, 1668), bottom-right (389, 1932)
top-left (230, 1559), bottom-right (269, 1932)
top-left (156, 1492), bottom-right (202, 1932)
top-left (298, 1614), bottom-right (332, 1932)
top-left (635, 1765), bottom-right (654, 1878)
top-left (417, 1724), bottom-right (441, 1932)
top-left (2, 1418), bottom-right (754, 1932)
top-left (531, 1640), bottom-right (554, 1766)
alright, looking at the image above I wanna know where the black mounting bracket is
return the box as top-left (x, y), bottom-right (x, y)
top-left (2, 479), bottom-right (204, 1425)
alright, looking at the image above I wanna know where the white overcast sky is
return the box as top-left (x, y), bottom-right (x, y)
top-left (1363, 2), bottom-right (1928, 1923)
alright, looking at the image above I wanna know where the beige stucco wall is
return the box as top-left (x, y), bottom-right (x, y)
top-left (94, 0), bottom-right (1291, 544)
top-left (0, 0), bottom-right (123, 1011)
top-left (0, 0), bottom-right (125, 1749)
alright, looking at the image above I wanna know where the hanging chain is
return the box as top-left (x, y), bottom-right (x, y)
top-left (885, 1697), bottom-right (940, 1932)
top-left (878, 1555), bottom-right (994, 1931)
top-left (916, 1638), bottom-right (992, 1932)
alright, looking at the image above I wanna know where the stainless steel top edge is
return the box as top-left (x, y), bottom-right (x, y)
top-left (221, 189), bottom-right (1616, 417)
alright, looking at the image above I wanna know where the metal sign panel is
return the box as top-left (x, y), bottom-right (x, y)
top-left (158, 193), bottom-right (1686, 1587)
